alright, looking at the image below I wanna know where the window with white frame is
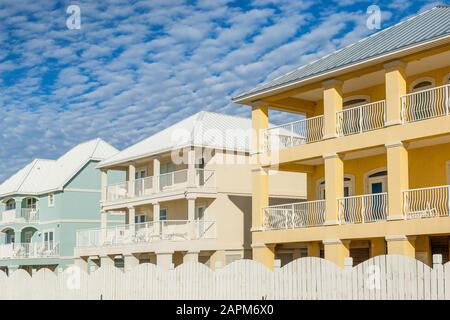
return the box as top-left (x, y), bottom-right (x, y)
top-left (159, 208), bottom-right (167, 220)
top-left (410, 77), bottom-right (435, 92)
top-left (134, 213), bottom-right (146, 224)
top-left (5, 199), bottom-right (15, 210)
top-left (317, 176), bottom-right (354, 200)
top-left (48, 193), bottom-right (55, 207)
top-left (135, 168), bottom-right (146, 180)
top-left (343, 95), bottom-right (370, 109)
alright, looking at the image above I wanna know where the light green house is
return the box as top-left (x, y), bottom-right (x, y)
top-left (0, 139), bottom-right (125, 274)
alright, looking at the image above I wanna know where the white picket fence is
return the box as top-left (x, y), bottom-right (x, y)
top-left (0, 255), bottom-right (449, 300)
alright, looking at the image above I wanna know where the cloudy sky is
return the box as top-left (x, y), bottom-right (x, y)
top-left (0, 0), bottom-right (444, 182)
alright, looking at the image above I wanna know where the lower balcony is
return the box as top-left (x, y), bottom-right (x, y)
top-left (76, 220), bottom-right (217, 248)
top-left (403, 185), bottom-right (450, 219)
top-left (0, 241), bottom-right (59, 259)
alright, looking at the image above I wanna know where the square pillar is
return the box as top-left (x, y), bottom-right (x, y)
top-left (124, 254), bottom-right (139, 272)
top-left (386, 141), bottom-right (408, 220)
top-left (251, 243), bottom-right (275, 270)
top-left (210, 250), bottom-right (226, 270)
top-left (323, 239), bottom-right (350, 268)
top-left (74, 257), bottom-right (88, 272)
top-left (252, 168), bottom-right (269, 231)
top-left (323, 152), bottom-right (344, 224)
top-left (322, 79), bottom-right (343, 139)
top-left (183, 251), bottom-right (199, 263)
top-left (384, 60), bottom-right (406, 126)
top-left (153, 158), bottom-right (160, 192)
top-left (307, 241), bottom-right (321, 257)
top-left (152, 202), bottom-right (160, 236)
top-left (251, 104), bottom-right (269, 158)
top-left (128, 206), bottom-right (135, 225)
top-left (101, 170), bottom-right (108, 202)
top-left (100, 210), bottom-right (107, 244)
top-left (128, 164), bottom-right (136, 197)
top-left (100, 255), bottom-right (115, 267)
top-left (370, 238), bottom-right (386, 257)
top-left (156, 251), bottom-right (173, 270)
top-left (187, 148), bottom-right (197, 188)
top-left (386, 235), bottom-right (416, 258)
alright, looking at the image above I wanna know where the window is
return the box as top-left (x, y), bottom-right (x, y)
top-left (43, 230), bottom-right (55, 250)
top-left (24, 230), bottom-right (33, 243)
top-left (135, 169), bottom-right (146, 180)
top-left (5, 199), bottom-right (15, 210)
top-left (48, 194), bottom-right (55, 207)
top-left (159, 208), bottom-right (167, 220)
top-left (410, 77), bottom-right (435, 92)
top-left (365, 169), bottom-right (388, 194)
top-left (317, 176), bottom-right (354, 200)
top-left (25, 198), bottom-right (37, 209)
top-left (134, 214), bottom-right (146, 224)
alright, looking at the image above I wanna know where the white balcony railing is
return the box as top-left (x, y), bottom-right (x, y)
top-left (106, 181), bottom-right (129, 201)
top-left (262, 200), bottom-right (325, 230)
top-left (159, 169), bottom-right (188, 190)
top-left (336, 100), bottom-right (386, 136)
top-left (403, 185), bottom-right (450, 220)
top-left (20, 208), bottom-right (39, 222)
top-left (338, 193), bottom-right (388, 224)
top-left (76, 220), bottom-right (216, 247)
top-left (134, 176), bottom-right (153, 197)
top-left (0, 241), bottom-right (59, 259)
top-left (401, 84), bottom-right (450, 123)
top-left (0, 209), bottom-right (16, 223)
top-left (264, 115), bottom-right (324, 152)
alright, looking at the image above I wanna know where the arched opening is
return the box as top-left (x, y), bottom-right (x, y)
top-left (317, 175), bottom-right (354, 200)
top-left (0, 227), bottom-right (15, 244)
top-left (20, 226), bottom-right (38, 244)
top-left (443, 73), bottom-right (450, 85)
top-left (410, 77), bottom-right (435, 92)
top-left (365, 168), bottom-right (388, 194)
top-left (4, 199), bottom-right (16, 210)
top-left (343, 95), bottom-right (370, 109)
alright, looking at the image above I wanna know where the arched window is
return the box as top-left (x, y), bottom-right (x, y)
top-left (317, 175), bottom-right (354, 200)
top-left (410, 77), bottom-right (435, 92)
top-left (5, 199), bottom-right (15, 210)
top-left (365, 169), bottom-right (388, 194)
top-left (343, 95), bottom-right (370, 109)
top-left (443, 73), bottom-right (450, 85)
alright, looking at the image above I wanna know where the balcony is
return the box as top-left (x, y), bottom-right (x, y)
top-left (105, 169), bottom-right (216, 202)
top-left (0, 208), bottom-right (39, 224)
top-left (262, 200), bottom-right (325, 230)
top-left (0, 241), bottom-right (59, 259)
top-left (336, 100), bottom-right (386, 136)
top-left (338, 193), bottom-right (388, 224)
top-left (20, 208), bottom-right (39, 222)
top-left (401, 84), bottom-right (450, 123)
top-left (0, 209), bottom-right (17, 224)
top-left (403, 185), bottom-right (450, 220)
top-left (76, 220), bottom-right (216, 247)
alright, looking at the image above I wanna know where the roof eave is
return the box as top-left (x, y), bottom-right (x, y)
top-left (232, 34), bottom-right (450, 105)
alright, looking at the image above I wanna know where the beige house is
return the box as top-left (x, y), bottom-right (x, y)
top-left (74, 111), bottom-right (305, 270)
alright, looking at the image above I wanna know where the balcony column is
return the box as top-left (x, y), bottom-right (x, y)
top-left (100, 169), bottom-right (108, 202)
top-left (128, 163), bottom-right (136, 197)
top-left (386, 235), bottom-right (416, 258)
top-left (322, 79), bottom-right (343, 139)
top-left (323, 239), bottom-right (350, 268)
top-left (74, 257), bottom-right (88, 272)
top-left (124, 254), bottom-right (139, 272)
top-left (251, 104), bottom-right (269, 234)
top-left (15, 230), bottom-right (21, 244)
top-left (152, 202), bottom-right (160, 235)
top-left (307, 241), bottom-right (321, 257)
top-left (100, 210), bottom-right (107, 244)
top-left (100, 255), bottom-right (115, 267)
top-left (187, 148), bottom-right (197, 188)
top-left (15, 197), bottom-right (22, 219)
top-left (251, 243), bottom-right (275, 270)
top-left (384, 60), bottom-right (406, 126)
top-left (183, 250), bottom-right (199, 263)
top-left (187, 196), bottom-right (196, 239)
top-left (156, 250), bottom-right (173, 270)
top-left (386, 141), bottom-right (409, 220)
top-left (323, 152), bottom-right (344, 225)
top-left (153, 158), bottom-right (160, 192)
top-left (370, 238), bottom-right (386, 257)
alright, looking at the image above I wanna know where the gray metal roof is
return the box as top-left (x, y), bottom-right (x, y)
top-left (233, 5), bottom-right (450, 102)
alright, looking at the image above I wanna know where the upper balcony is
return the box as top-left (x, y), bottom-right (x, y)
top-left (104, 169), bottom-right (216, 203)
top-left (0, 197), bottom-right (40, 225)
top-left (264, 84), bottom-right (449, 154)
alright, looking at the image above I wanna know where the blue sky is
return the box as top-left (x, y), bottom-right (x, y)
top-left (0, 0), bottom-right (445, 182)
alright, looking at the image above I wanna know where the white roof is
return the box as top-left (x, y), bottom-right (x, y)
top-left (99, 111), bottom-right (254, 168)
top-left (0, 139), bottom-right (119, 197)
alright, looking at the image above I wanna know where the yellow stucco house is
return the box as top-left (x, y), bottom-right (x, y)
top-left (74, 111), bottom-right (305, 270)
top-left (232, 6), bottom-right (450, 268)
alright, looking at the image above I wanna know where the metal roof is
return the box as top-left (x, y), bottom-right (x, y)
top-left (233, 5), bottom-right (450, 102)
top-left (0, 139), bottom-right (119, 196)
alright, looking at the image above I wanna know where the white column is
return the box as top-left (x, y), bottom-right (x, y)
top-left (128, 164), bottom-right (136, 197)
top-left (153, 202), bottom-right (160, 236)
top-left (156, 251), bottom-right (173, 270)
top-left (153, 158), bottom-right (160, 192)
top-left (124, 254), bottom-right (139, 272)
top-left (128, 206), bottom-right (136, 225)
top-left (101, 170), bottom-right (108, 202)
top-left (183, 251), bottom-right (199, 263)
top-left (187, 197), bottom-right (196, 239)
top-left (100, 210), bottom-right (107, 244)
top-left (187, 148), bottom-right (197, 188)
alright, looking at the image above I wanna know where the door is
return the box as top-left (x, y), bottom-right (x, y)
top-left (196, 207), bottom-right (205, 238)
top-left (43, 231), bottom-right (54, 251)
top-left (368, 174), bottom-right (387, 221)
